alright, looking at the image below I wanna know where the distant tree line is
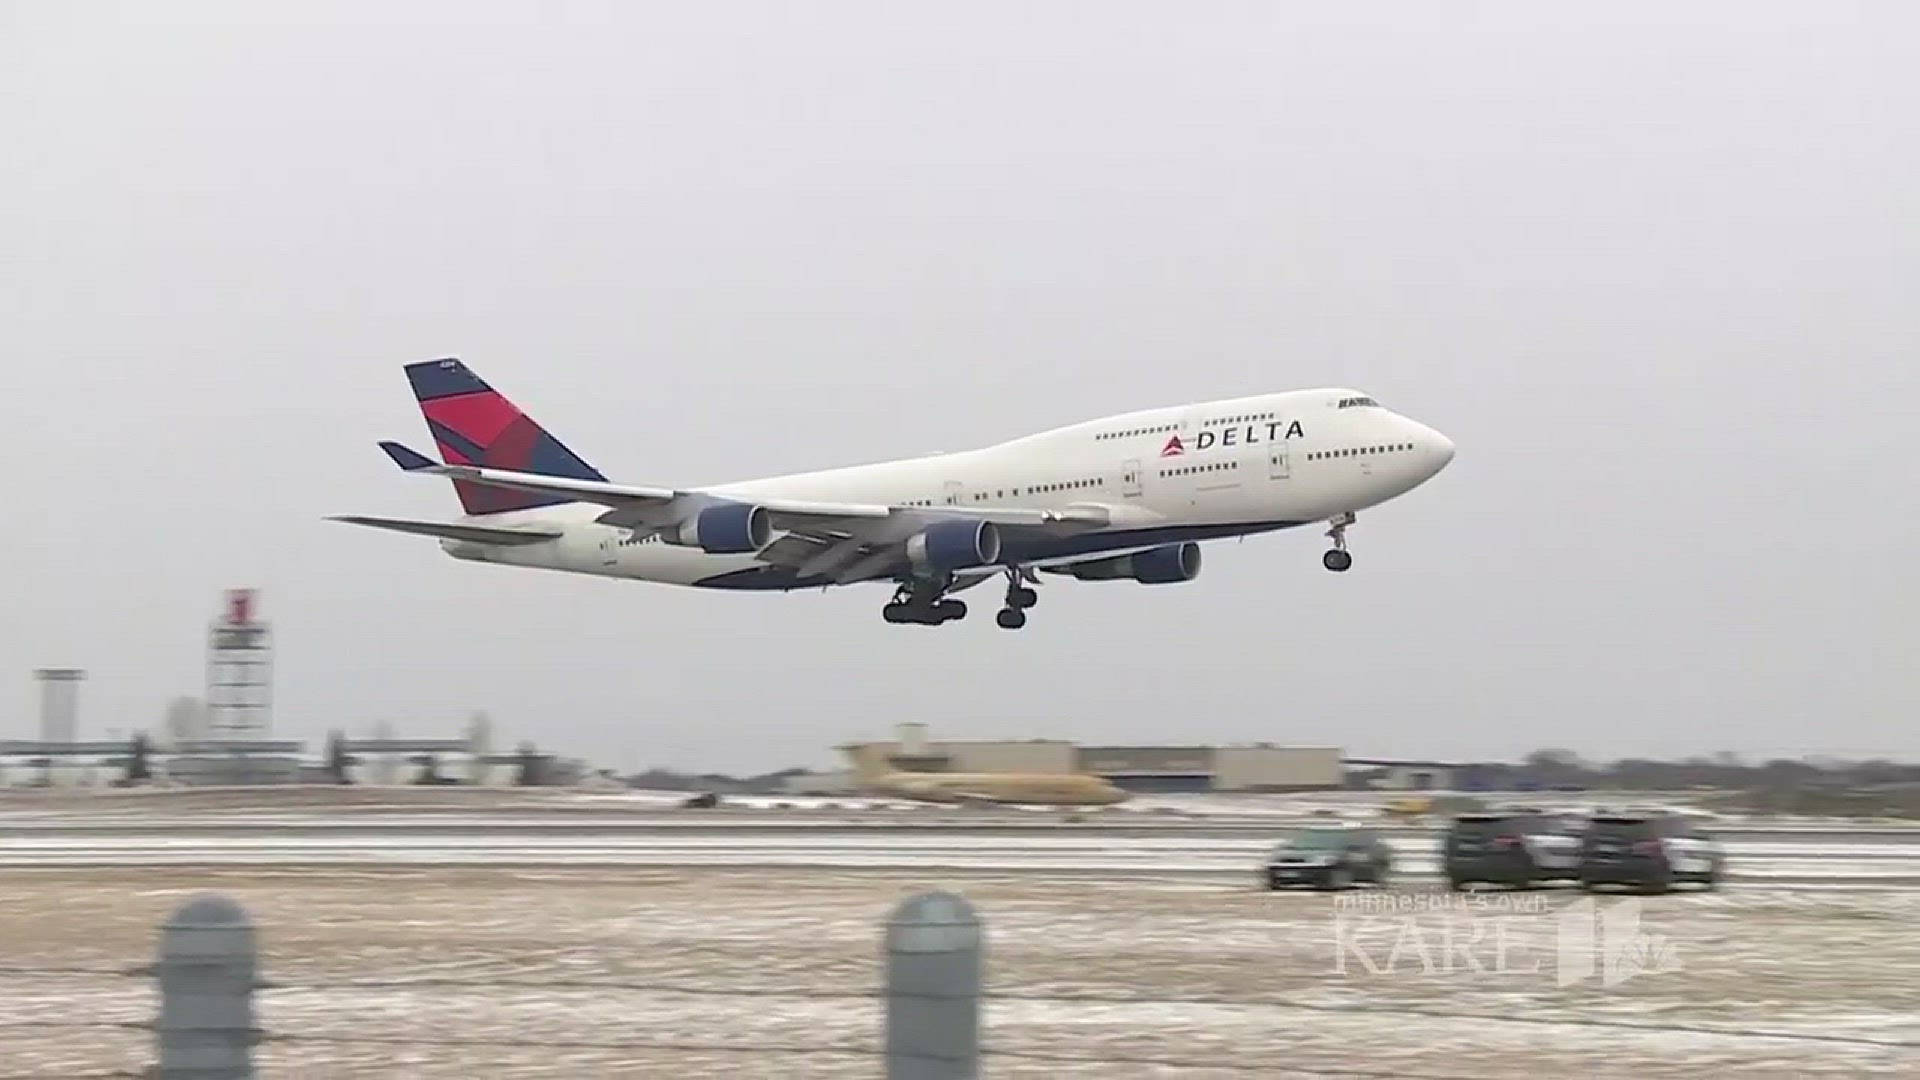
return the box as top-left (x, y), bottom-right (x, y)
top-left (1505, 748), bottom-right (1920, 792)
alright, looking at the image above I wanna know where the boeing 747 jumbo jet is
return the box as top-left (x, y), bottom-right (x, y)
top-left (333, 359), bottom-right (1454, 629)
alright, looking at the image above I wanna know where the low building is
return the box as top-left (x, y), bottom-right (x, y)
top-left (836, 726), bottom-right (1345, 793)
top-left (163, 745), bottom-right (305, 785)
top-left (1076, 746), bottom-right (1215, 793)
top-left (1213, 745), bottom-right (1345, 791)
top-left (0, 740), bottom-right (136, 787)
top-left (1347, 758), bottom-right (1460, 791)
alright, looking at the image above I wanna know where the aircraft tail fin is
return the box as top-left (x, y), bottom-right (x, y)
top-left (404, 358), bottom-right (607, 515)
top-left (843, 743), bottom-right (893, 784)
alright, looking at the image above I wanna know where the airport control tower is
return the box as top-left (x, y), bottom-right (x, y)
top-left (204, 589), bottom-right (272, 741)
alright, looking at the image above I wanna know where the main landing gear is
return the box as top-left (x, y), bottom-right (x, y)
top-left (882, 576), bottom-right (967, 626)
top-left (879, 568), bottom-right (1040, 628)
top-left (1322, 512), bottom-right (1356, 573)
top-left (995, 567), bottom-right (1039, 630)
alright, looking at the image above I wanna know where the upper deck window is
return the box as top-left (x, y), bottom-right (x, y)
top-left (1337, 396), bottom-right (1380, 409)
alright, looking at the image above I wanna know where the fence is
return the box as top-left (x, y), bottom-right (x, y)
top-left (128, 889), bottom-right (983, 1080)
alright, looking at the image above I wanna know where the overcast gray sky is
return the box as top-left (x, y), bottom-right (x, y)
top-left (3, 2), bottom-right (1913, 772)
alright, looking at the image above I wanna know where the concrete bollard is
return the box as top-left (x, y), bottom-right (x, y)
top-left (152, 893), bottom-right (261, 1079)
top-left (883, 890), bottom-right (982, 1080)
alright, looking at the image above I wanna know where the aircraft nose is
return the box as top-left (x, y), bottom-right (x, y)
top-left (1411, 423), bottom-right (1454, 477)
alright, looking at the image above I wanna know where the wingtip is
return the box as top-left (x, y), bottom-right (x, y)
top-left (378, 440), bottom-right (438, 471)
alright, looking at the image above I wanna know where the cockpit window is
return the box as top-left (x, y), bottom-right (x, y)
top-left (1337, 397), bottom-right (1381, 409)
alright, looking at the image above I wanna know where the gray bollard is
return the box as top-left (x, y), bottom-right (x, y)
top-left (152, 893), bottom-right (261, 1079)
top-left (883, 890), bottom-right (982, 1080)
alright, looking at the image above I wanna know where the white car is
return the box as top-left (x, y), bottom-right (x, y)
top-left (1579, 811), bottom-right (1724, 892)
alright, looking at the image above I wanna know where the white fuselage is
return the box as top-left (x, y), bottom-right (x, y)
top-left (438, 387), bottom-right (1454, 589)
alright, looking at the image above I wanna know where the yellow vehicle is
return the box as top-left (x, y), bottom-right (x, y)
top-left (1383, 795), bottom-right (1433, 817)
top-left (847, 745), bottom-right (1129, 806)
top-left (871, 770), bottom-right (1130, 806)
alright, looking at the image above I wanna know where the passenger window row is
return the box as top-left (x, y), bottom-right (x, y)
top-left (1095, 424), bottom-right (1180, 441)
top-left (904, 478), bottom-right (1108, 506)
top-left (1198, 410), bottom-right (1276, 426)
top-left (1159, 461), bottom-right (1239, 478)
top-left (1025, 478), bottom-right (1102, 494)
top-left (1308, 442), bottom-right (1413, 461)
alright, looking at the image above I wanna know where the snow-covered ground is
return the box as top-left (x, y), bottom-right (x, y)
top-left (1, 867), bottom-right (1914, 1077)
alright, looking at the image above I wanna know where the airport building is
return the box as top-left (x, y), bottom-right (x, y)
top-left (824, 724), bottom-right (1344, 794)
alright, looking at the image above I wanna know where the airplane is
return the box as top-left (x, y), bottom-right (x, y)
top-left (332, 358), bottom-right (1455, 628)
top-left (864, 767), bottom-right (1130, 807)
top-left (840, 742), bottom-right (1130, 806)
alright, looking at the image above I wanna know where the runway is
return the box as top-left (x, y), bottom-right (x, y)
top-left (3, 815), bottom-right (1918, 884)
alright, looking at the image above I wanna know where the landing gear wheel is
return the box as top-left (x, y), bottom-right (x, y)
top-left (1007, 587), bottom-right (1038, 609)
top-left (1322, 512), bottom-right (1355, 572)
top-left (883, 575), bottom-right (966, 626)
top-left (995, 607), bottom-right (1028, 630)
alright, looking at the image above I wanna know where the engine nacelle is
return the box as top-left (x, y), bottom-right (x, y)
top-left (1060, 542), bottom-right (1201, 584)
top-left (669, 503), bottom-right (772, 554)
top-left (906, 520), bottom-right (1002, 572)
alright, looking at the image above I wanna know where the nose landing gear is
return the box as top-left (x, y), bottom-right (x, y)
top-left (1322, 512), bottom-right (1355, 572)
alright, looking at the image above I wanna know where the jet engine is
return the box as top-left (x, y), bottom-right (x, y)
top-left (906, 520), bottom-right (1002, 572)
top-left (668, 503), bottom-right (772, 554)
top-left (1056, 541), bottom-right (1201, 584)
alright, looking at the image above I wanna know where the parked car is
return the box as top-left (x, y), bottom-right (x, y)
top-left (1444, 809), bottom-right (1584, 889)
top-left (1579, 811), bottom-right (1723, 893)
top-left (1263, 826), bottom-right (1392, 891)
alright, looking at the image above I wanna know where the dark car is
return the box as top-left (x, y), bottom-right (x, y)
top-left (1263, 827), bottom-right (1392, 891)
top-left (1444, 810), bottom-right (1584, 890)
top-left (1579, 812), bottom-right (1723, 893)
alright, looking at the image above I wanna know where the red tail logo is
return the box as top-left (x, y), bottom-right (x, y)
top-left (1160, 434), bottom-right (1186, 457)
top-left (404, 359), bottom-right (606, 515)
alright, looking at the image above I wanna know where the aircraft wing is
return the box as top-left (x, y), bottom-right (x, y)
top-left (1033, 545), bottom-right (1168, 572)
top-left (377, 440), bottom-right (1111, 581)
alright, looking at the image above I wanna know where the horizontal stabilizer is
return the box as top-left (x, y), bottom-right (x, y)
top-left (377, 442), bottom-right (679, 506)
top-left (328, 515), bottom-right (564, 546)
top-left (379, 441), bottom-right (437, 471)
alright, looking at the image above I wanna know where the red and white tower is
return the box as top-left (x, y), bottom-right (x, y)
top-left (204, 589), bottom-right (272, 742)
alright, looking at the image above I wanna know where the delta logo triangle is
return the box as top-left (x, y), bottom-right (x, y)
top-left (1160, 434), bottom-right (1186, 457)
